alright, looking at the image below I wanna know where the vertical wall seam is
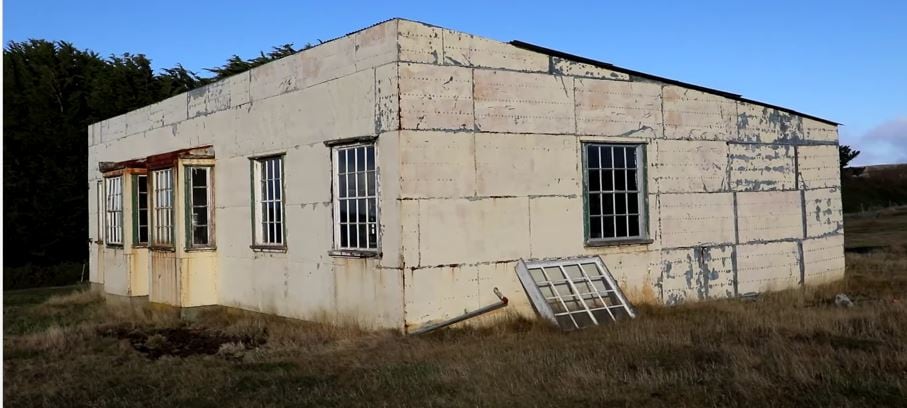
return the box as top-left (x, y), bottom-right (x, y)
top-left (732, 192), bottom-right (740, 245)
top-left (797, 240), bottom-right (805, 286)
top-left (730, 245), bottom-right (739, 297)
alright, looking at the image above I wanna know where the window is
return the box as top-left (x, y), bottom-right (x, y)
top-left (252, 156), bottom-right (284, 246)
top-left (104, 176), bottom-right (123, 245)
top-left (187, 167), bottom-right (214, 248)
top-left (333, 144), bottom-right (378, 251)
top-left (152, 168), bottom-right (174, 246)
top-left (583, 144), bottom-right (646, 242)
top-left (134, 174), bottom-right (149, 245)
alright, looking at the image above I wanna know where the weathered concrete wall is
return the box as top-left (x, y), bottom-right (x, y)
top-left (394, 20), bottom-right (844, 330)
top-left (89, 19), bottom-right (844, 332)
top-left (88, 20), bottom-right (405, 330)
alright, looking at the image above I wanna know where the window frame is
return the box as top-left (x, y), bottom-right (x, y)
top-left (581, 142), bottom-right (650, 246)
top-left (185, 165), bottom-right (216, 250)
top-left (249, 154), bottom-right (286, 250)
top-left (132, 173), bottom-right (150, 247)
top-left (331, 142), bottom-right (380, 255)
top-left (150, 167), bottom-right (176, 249)
top-left (104, 175), bottom-right (124, 247)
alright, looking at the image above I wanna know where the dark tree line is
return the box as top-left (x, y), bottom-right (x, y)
top-left (3, 39), bottom-right (305, 277)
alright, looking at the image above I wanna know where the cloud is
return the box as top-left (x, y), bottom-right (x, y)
top-left (844, 117), bottom-right (907, 166)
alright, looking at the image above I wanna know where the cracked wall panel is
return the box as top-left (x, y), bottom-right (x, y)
top-left (375, 63), bottom-right (400, 133)
top-left (659, 192), bottom-right (735, 248)
top-left (737, 102), bottom-right (804, 144)
top-left (654, 139), bottom-right (728, 193)
top-left (474, 69), bottom-right (575, 134)
top-left (124, 105), bottom-right (152, 136)
top-left (702, 245), bottom-right (735, 300)
top-left (663, 86), bottom-right (737, 141)
top-left (475, 133), bottom-right (578, 196)
top-left (476, 261), bottom-right (535, 318)
top-left (99, 114), bottom-right (127, 143)
top-left (400, 200), bottom-right (420, 268)
top-left (736, 241), bottom-right (800, 294)
top-left (187, 78), bottom-right (235, 119)
top-left (400, 131), bottom-right (476, 199)
top-left (442, 28), bottom-right (549, 72)
top-left (405, 265), bottom-right (480, 327)
top-left (729, 143), bottom-right (796, 191)
top-left (250, 56), bottom-right (300, 102)
top-left (333, 261), bottom-right (405, 329)
top-left (797, 145), bottom-right (841, 189)
top-left (528, 196), bottom-right (584, 259)
top-left (284, 195), bottom-right (333, 264)
top-left (660, 248), bottom-right (703, 305)
top-left (351, 21), bottom-right (398, 72)
top-left (804, 187), bottom-right (843, 238)
top-left (802, 234), bottom-right (845, 285)
top-left (377, 131), bottom-right (403, 269)
top-left (736, 190), bottom-right (804, 243)
top-left (803, 117), bottom-right (838, 143)
top-left (418, 197), bottom-right (530, 267)
top-left (551, 57), bottom-right (630, 81)
top-left (398, 63), bottom-right (474, 131)
top-left (398, 20), bottom-right (443, 64)
top-left (575, 78), bottom-right (662, 138)
top-left (148, 94), bottom-right (188, 129)
top-left (601, 250), bottom-right (661, 304)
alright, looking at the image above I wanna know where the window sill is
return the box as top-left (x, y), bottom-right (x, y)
top-left (328, 249), bottom-right (381, 258)
top-left (186, 246), bottom-right (217, 253)
top-left (105, 244), bottom-right (124, 249)
top-left (585, 238), bottom-right (654, 247)
top-left (250, 244), bottom-right (287, 253)
top-left (149, 245), bottom-right (176, 252)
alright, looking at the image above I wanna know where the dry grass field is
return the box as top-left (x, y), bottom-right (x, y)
top-left (4, 208), bottom-right (907, 407)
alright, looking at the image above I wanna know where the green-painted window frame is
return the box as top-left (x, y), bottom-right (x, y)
top-left (132, 174), bottom-right (149, 246)
top-left (581, 142), bottom-right (651, 246)
top-left (184, 165), bottom-right (216, 251)
top-left (249, 154), bottom-right (287, 250)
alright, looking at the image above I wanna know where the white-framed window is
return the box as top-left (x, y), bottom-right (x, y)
top-left (151, 168), bottom-right (174, 246)
top-left (187, 166), bottom-right (214, 248)
top-left (96, 180), bottom-right (104, 243)
top-left (104, 176), bottom-right (123, 245)
top-left (583, 143), bottom-right (646, 243)
top-left (135, 174), bottom-right (149, 245)
top-left (252, 156), bottom-right (284, 246)
top-left (333, 144), bottom-right (378, 251)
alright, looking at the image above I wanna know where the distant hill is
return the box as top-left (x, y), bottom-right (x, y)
top-left (842, 163), bottom-right (907, 213)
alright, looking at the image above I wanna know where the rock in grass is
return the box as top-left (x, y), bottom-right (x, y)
top-left (835, 293), bottom-right (854, 308)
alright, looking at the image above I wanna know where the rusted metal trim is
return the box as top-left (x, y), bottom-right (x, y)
top-left (584, 238), bottom-right (655, 247)
top-left (249, 244), bottom-right (288, 253)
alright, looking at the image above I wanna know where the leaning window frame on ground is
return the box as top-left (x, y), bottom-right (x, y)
top-left (516, 256), bottom-right (636, 330)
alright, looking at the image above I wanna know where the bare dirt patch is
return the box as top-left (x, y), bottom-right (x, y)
top-left (97, 324), bottom-right (266, 360)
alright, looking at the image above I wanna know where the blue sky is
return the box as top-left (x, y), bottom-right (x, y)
top-left (5, 0), bottom-right (906, 165)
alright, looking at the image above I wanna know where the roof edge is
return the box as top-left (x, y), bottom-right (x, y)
top-left (509, 40), bottom-right (840, 126)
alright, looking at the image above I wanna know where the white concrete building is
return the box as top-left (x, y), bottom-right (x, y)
top-left (88, 19), bottom-right (845, 332)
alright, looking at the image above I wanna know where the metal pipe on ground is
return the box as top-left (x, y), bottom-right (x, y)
top-left (410, 288), bottom-right (509, 335)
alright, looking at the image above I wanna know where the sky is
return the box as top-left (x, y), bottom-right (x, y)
top-left (4, 0), bottom-right (906, 165)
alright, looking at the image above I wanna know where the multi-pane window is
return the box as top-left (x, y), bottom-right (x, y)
top-left (188, 167), bottom-right (214, 247)
top-left (333, 144), bottom-right (378, 251)
top-left (104, 176), bottom-right (123, 245)
top-left (252, 156), bottom-right (284, 246)
top-left (135, 174), bottom-right (149, 245)
top-left (584, 144), bottom-right (645, 242)
top-left (152, 168), bottom-right (174, 246)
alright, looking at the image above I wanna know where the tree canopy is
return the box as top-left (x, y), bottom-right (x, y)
top-left (3, 39), bottom-right (303, 269)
